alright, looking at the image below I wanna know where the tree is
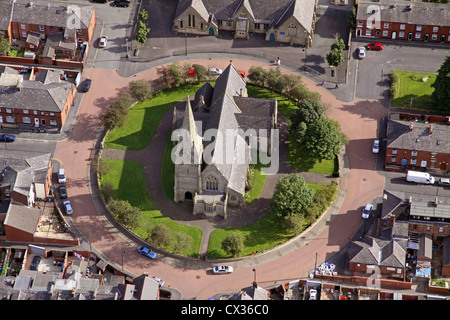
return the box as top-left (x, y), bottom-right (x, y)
top-left (191, 63), bottom-right (207, 82)
top-left (348, 6), bottom-right (357, 30)
top-left (150, 224), bottom-right (172, 248)
top-left (108, 199), bottom-right (141, 229)
top-left (173, 232), bottom-right (192, 254)
top-left (157, 63), bottom-right (184, 88)
top-left (100, 105), bottom-right (127, 130)
top-left (100, 182), bottom-right (115, 203)
top-left (290, 98), bottom-right (325, 128)
top-left (266, 67), bottom-right (283, 93)
top-left (221, 232), bottom-right (245, 257)
top-left (431, 56), bottom-right (450, 111)
top-left (139, 9), bottom-right (148, 21)
top-left (0, 35), bottom-right (10, 56)
top-left (91, 154), bottom-right (110, 179)
top-left (129, 80), bottom-right (153, 102)
top-left (269, 174), bottom-right (314, 218)
top-left (135, 21), bottom-right (150, 44)
top-left (283, 213), bottom-right (304, 235)
top-left (247, 65), bottom-right (267, 87)
top-left (303, 118), bottom-right (347, 160)
top-left (326, 38), bottom-right (345, 69)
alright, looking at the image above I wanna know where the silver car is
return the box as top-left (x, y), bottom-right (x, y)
top-left (99, 36), bottom-right (108, 48)
top-left (213, 265), bottom-right (233, 274)
top-left (358, 46), bottom-right (366, 59)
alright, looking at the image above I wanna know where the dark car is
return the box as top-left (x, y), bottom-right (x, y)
top-left (0, 134), bottom-right (16, 142)
top-left (83, 78), bottom-right (92, 92)
top-left (367, 43), bottom-right (384, 51)
top-left (93, 0), bottom-right (108, 2)
top-left (59, 185), bottom-right (68, 199)
top-left (30, 256), bottom-right (41, 271)
top-left (111, 0), bottom-right (130, 7)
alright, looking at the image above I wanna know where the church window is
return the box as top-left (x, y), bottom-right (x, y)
top-left (205, 176), bottom-right (219, 191)
top-left (287, 23), bottom-right (297, 36)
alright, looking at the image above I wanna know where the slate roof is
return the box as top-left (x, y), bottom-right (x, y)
top-left (357, 0), bottom-right (450, 27)
top-left (4, 202), bottom-right (41, 235)
top-left (348, 236), bottom-right (407, 268)
top-left (0, 1), bottom-right (13, 31)
top-left (386, 120), bottom-right (450, 154)
top-left (11, 0), bottom-right (94, 29)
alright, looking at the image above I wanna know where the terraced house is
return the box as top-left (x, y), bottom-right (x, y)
top-left (173, 0), bottom-right (317, 47)
top-left (356, 0), bottom-right (450, 44)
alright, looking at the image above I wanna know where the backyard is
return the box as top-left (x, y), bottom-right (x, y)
top-left (390, 71), bottom-right (437, 110)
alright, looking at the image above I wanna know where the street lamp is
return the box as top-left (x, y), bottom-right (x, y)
top-left (252, 268), bottom-right (257, 283)
top-left (121, 248), bottom-right (127, 272)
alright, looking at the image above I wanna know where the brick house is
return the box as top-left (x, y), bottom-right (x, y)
top-left (0, 67), bottom-right (76, 130)
top-left (355, 0), bottom-right (450, 44)
top-left (348, 235), bottom-right (407, 279)
top-left (385, 119), bottom-right (450, 172)
top-left (0, 150), bottom-right (53, 207)
top-left (173, 0), bottom-right (317, 47)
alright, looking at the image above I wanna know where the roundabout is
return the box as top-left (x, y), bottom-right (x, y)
top-left (54, 57), bottom-right (387, 299)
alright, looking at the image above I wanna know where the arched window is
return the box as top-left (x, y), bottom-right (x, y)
top-left (205, 176), bottom-right (218, 191)
top-left (287, 23), bottom-right (297, 36)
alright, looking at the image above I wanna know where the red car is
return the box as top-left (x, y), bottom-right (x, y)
top-left (187, 69), bottom-right (196, 77)
top-left (367, 43), bottom-right (384, 51)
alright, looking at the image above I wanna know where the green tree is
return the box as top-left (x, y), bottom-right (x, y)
top-left (139, 9), bottom-right (148, 21)
top-left (135, 21), bottom-right (150, 44)
top-left (129, 80), bottom-right (153, 102)
top-left (431, 56), bottom-right (450, 111)
top-left (0, 35), bottom-right (10, 56)
top-left (326, 48), bottom-right (344, 69)
top-left (266, 67), bottom-right (283, 92)
top-left (191, 63), bottom-right (208, 82)
top-left (100, 182), bottom-right (115, 203)
top-left (157, 63), bottom-right (184, 88)
top-left (221, 232), bottom-right (245, 257)
top-left (247, 65), bottom-right (268, 87)
top-left (348, 6), bottom-right (357, 30)
top-left (270, 174), bottom-right (314, 217)
top-left (290, 98), bottom-right (325, 127)
top-left (283, 213), bottom-right (304, 235)
top-left (303, 118), bottom-right (347, 160)
top-left (91, 154), bottom-right (110, 179)
top-left (108, 199), bottom-right (141, 229)
top-left (150, 224), bottom-right (172, 248)
top-left (173, 232), bottom-right (192, 254)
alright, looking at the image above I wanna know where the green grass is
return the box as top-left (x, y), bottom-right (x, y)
top-left (208, 182), bottom-right (325, 258)
top-left (391, 71), bottom-right (437, 110)
top-left (100, 159), bottom-right (202, 257)
top-left (288, 143), bottom-right (337, 175)
top-left (246, 84), bottom-right (298, 118)
top-left (245, 163), bottom-right (268, 204)
top-left (104, 83), bottom-right (206, 150)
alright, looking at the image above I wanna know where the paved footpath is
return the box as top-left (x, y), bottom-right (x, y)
top-left (54, 57), bottom-right (387, 300)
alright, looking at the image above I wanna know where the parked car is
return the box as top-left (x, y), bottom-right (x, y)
top-left (187, 69), bottom-right (196, 77)
top-left (58, 168), bottom-right (66, 184)
top-left (93, 0), bottom-right (108, 3)
top-left (358, 46), bottom-right (366, 59)
top-left (99, 36), bottom-right (108, 48)
top-left (238, 70), bottom-right (246, 78)
top-left (212, 265), bottom-right (233, 274)
top-left (83, 78), bottom-right (92, 92)
top-left (372, 139), bottom-right (380, 154)
top-left (63, 200), bottom-right (73, 215)
top-left (439, 178), bottom-right (450, 186)
top-left (59, 185), bottom-right (68, 199)
top-left (367, 43), bottom-right (384, 51)
top-left (111, 0), bottom-right (130, 7)
top-left (30, 256), bottom-right (41, 271)
top-left (138, 246), bottom-right (156, 259)
top-left (208, 67), bottom-right (223, 75)
top-left (0, 134), bottom-right (16, 142)
top-left (362, 203), bottom-right (373, 219)
top-left (309, 289), bottom-right (317, 300)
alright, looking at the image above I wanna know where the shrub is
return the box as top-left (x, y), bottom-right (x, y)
top-left (129, 80), bottom-right (153, 102)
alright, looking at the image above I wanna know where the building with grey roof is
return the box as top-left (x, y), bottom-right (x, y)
top-left (355, 0), bottom-right (450, 44)
top-left (173, 0), bottom-right (317, 46)
top-left (173, 63), bottom-right (277, 218)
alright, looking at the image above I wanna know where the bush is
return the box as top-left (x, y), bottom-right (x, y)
top-left (108, 199), bottom-right (141, 229)
top-left (221, 232), bottom-right (245, 257)
top-left (129, 80), bottom-right (153, 102)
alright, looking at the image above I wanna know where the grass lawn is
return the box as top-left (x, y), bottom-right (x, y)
top-left (288, 143), bottom-right (337, 175)
top-left (208, 182), bottom-right (325, 258)
top-left (100, 159), bottom-right (202, 257)
top-left (391, 71), bottom-right (436, 110)
top-left (246, 85), bottom-right (298, 118)
top-left (104, 83), bottom-right (206, 150)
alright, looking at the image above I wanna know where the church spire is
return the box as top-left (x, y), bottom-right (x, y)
top-left (181, 96), bottom-right (197, 144)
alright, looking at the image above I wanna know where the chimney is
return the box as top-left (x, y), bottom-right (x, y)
top-left (240, 88), bottom-right (243, 97)
top-left (409, 122), bottom-right (414, 131)
top-left (429, 124), bottom-right (433, 135)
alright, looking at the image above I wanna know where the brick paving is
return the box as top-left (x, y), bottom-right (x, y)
top-left (54, 59), bottom-right (387, 299)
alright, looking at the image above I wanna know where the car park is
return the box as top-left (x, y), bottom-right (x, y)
top-left (83, 78), bottom-right (92, 92)
top-left (212, 265), bottom-right (233, 274)
top-left (30, 256), bottom-right (41, 271)
top-left (111, 0), bottom-right (130, 7)
top-left (99, 36), bottom-right (108, 48)
top-left (372, 139), bottom-right (380, 154)
top-left (367, 43), bottom-right (384, 51)
top-left (362, 203), bottom-right (373, 219)
top-left (138, 246), bottom-right (156, 259)
top-left (0, 134), bottom-right (16, 142)
top-left (439, 178), bottom-right (450, 186)
top-left (208, 68), bottom-right (223, 75)
top-left (63, 200), bottom-right (73, 215)
top-left (59, 185), bottom-right (68, 199)
top-left (358, 47), bottom-right (366, 59)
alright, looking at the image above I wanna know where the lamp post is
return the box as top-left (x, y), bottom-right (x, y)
top-left (121, 248), bottom-right (127, 272)
top-left (125, 37), bottom-right (128, 58)
top-left (252, 268), bottom-right (257, 283)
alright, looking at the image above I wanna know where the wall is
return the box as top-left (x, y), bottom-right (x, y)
top-left (316, 273), bottom-right (412, 290)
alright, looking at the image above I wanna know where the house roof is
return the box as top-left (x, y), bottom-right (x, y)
top-left (0, 1), bottom-right (13, 31)
top-left (386, 119), bottom-right (450, 154)
top-left (410, 201), bottom-right (450, 220)
top-left (4, 202), bottom-right (41, 235)
top-left (11, 0), bottom-right (94, 30)
top-left (356, 0), bottom-right (449, 27)
top-left (348, 236), bottom-right (407, 268)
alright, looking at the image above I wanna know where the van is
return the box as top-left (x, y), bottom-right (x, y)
top-left (58, 168), bottom-right (66, 184)
top-left (406, 170), bottom-right (435, 184)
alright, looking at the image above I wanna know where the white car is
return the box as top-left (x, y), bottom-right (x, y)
top-left (208, 67), bottom-right (223, 75)
top-left (99, 36), bottom-right (108, 48)
top-left (362, 203), bottom-right (373, 219)
top-left (309, 289), bottom-right (317, 300)
top-left (63, 200), bottom-right (73, 215)
top-left (213, 265), bottom-right (233, 274)
top-left (372, 139), bottom-right (380, 154)
top-left (439, 178), bottom-right (450, 186)
top-left (358, 46), bottom-right (366, 59)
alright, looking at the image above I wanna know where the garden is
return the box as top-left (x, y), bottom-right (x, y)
top-left (98, 62), bottom-right (344, 259)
